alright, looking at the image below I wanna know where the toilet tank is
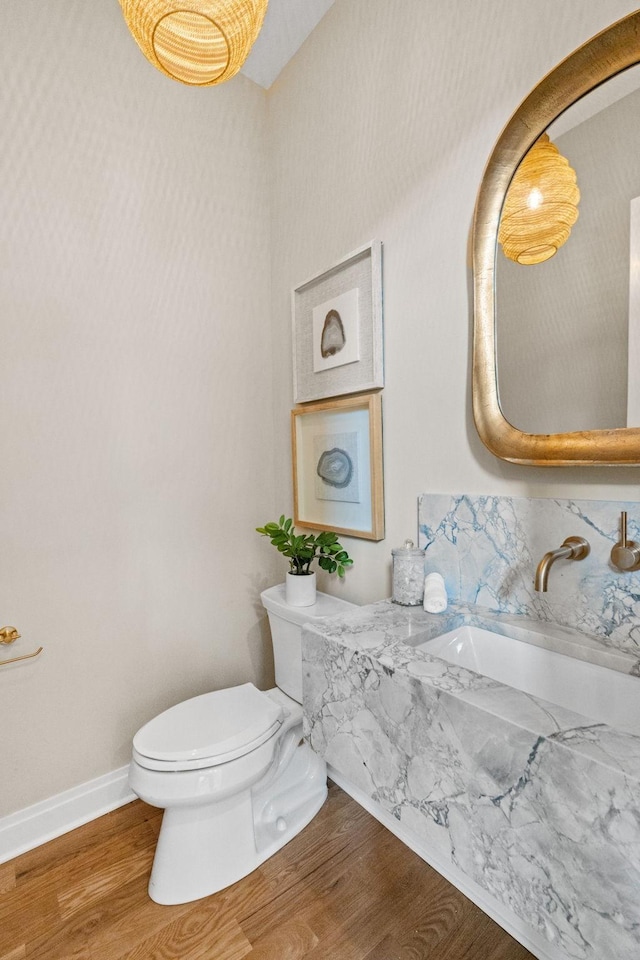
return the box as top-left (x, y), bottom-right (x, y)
top-left (260, 584), bottom-right (358, 703)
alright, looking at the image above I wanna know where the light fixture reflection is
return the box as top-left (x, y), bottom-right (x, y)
top-left (119, 0), bottom-right (269, 86)
top-left (498, 133), bottom-right (580, 265)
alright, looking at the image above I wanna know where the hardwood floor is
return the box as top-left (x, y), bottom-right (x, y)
top-left (0, 782), bottom-right (534, 959)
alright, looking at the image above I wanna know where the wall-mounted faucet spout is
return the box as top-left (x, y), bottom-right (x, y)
top-left (534, 536), bottom-right (590, 592)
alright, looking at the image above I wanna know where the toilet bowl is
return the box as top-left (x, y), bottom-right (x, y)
top-left (129, 583), bottom-right (356, 904)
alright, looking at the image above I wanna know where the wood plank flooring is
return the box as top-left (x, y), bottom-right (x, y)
top-left (1, 782), bottom-right (534, 959)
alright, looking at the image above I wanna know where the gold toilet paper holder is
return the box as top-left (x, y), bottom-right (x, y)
top-left (0, 626), bottom-right (43, 666)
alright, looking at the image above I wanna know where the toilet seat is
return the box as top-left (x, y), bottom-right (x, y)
top-left (133, 683), bottom-right (284, 772)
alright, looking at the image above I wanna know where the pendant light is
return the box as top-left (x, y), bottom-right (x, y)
top-left (119, 0), bottom-right (269, 86)
top-left (498, 134), bottom-right (580, 265)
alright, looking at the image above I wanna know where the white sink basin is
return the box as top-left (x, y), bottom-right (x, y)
top-left (414, 624), bottom-right (640, 736)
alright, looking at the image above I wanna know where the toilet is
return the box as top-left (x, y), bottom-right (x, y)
top-left (128, 583), bottom-right (356, 905)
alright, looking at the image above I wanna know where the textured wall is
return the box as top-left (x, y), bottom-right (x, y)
top-left (4, 0), bottom-right (640, 821)
top-left (267, 0), bottom-right (640, 610)
top-left (0, 0), bottom-right (276, 816)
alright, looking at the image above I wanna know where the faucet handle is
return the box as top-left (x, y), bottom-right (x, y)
top-left (611, 512), bottom-right (640, 571)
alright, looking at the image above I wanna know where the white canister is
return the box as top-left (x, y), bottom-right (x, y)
top-left (392, 540), bottom-right (425, 606)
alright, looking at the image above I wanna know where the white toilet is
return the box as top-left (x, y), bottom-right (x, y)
top-left (128, 583), bottom-right (356, 905)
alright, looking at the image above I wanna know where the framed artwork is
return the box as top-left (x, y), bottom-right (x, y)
top-left (292, 241), bottom-right (383, 403)
top-left (292, 392), bottom-right (384, 541)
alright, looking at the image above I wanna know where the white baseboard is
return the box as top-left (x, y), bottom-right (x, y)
top-left (0, 766), bottom-right (135, 864)
top-left (328, 766), bottom-right (561, 960)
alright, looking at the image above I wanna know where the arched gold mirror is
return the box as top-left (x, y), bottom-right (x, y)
top-left (472, 10), bottom-right (640, 465)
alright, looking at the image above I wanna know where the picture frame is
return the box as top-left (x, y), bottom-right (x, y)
top-left (292, 392), bottom-right (384, 541)
top-left (292, 241), bottom-right (383, 403)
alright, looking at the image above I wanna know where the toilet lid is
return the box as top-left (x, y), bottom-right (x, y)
top-left (133, 683), bottom-right (284, 766)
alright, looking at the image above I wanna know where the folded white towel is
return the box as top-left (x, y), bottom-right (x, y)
top-left (423, 572), bottom-right (447, 613)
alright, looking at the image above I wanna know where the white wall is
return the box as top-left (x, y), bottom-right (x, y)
top-left (5, 0), bottom-right (640, 821)
top-left (0, 0), bottom-right (278, 816)
top-left (267, 0), bottom-right (640, 609)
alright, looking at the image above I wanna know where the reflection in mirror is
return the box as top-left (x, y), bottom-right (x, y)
top-left (498, 133), bottom-right (580, 267)
top-left (496, 64), bottom-right (640, 435)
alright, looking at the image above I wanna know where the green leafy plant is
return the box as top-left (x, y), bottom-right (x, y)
top-left (256, 515), bottom-right (354, 578)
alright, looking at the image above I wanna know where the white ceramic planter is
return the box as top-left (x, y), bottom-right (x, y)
top-left (285, 571), bottom-right (316, 607)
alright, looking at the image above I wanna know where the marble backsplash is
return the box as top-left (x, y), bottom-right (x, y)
top-left (418, 494), bottom-right (640, 656)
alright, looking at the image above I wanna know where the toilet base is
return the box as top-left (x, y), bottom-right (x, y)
top-left (147, 742), bottom-right (327, 904)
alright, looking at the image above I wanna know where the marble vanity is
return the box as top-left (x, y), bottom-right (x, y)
top-left (303, 495), bottom-right (640, 960)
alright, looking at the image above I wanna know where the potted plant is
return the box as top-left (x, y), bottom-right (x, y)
top-left (256, 515), bottom-right (353, 606)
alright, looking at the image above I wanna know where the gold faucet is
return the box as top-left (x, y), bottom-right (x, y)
top-left (534, 536), bottom-right (590, 592)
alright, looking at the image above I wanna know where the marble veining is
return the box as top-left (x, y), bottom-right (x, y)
top-left (418, 494), bottom-right (640, 656)
top-left (303, 599), bottom-right (640, 960)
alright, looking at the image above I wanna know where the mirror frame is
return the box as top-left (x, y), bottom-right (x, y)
top-left (472, 10), bottom-right (640, 465)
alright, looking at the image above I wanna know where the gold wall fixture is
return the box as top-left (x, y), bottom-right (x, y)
top-left (498, 134), bottom-right (580, 265)
top-left (118, 0), bottom-right (268, 86)
top-left (0, 625), bottom-right (43, 667)
top-left (472, 9), bottom-right (640, 465)
top-left (0, 647), bottom-right (44, 667)
top-left (610, 512), bottom-right (640, 571)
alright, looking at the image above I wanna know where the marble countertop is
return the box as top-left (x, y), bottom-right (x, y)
top-left (303, 599), bottom-right (640, 783)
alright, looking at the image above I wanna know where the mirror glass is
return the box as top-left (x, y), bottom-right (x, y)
top-left (472, 9), bottom-right (640, 464)
top-left (496, 64), bottom-right (640, 435)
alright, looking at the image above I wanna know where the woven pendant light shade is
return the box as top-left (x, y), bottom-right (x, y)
top-left (119, 0), bottom-right (268, 85)
top-left (498, 134), bottom-right (580, 265)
